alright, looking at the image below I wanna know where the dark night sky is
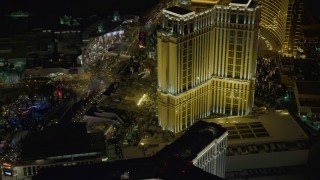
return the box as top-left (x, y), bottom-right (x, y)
top-left (0, 0), bottom-right (159, 16)
top-left (0, 0), bottom-right (318, 18)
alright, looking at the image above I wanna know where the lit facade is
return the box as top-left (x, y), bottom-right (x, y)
top-left (259, 0), bottom-right (289, 50)
top-left (292, 0), bottom-right (303, 55)
top-left (157, 1), bottom-right (261, 133)
top-left (282, 0), bottom-right (294, 54)
top-left (282, 0), bottom-right (303, 55)
top-left (192, 128), bottom-right (228, 178)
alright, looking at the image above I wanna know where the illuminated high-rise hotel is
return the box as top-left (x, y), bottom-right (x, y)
top-left (282, 0), bottom-right (304, 55)
top-left (259, 0), bottom-right (289, 50)
top-left (157, 0), bottom-right (261, 133)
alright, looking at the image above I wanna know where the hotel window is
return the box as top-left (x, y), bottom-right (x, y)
top-left (227, 71), bottom-right (233, 77)
top-left (236, 45), bottom-right (242, 51)
top-left (187, 113), bottom-right (191, 126)
top-left (234, 98), bottom-right (238, 105)
top-left (23, 167), bottom-right (27, 176)
top-left (182, 85), bottom-right (187, 91)
top-left (230, 38), bottom-right (235, 45)
top-left (226, 97), bottom-right (231, 105)
top-left (184, 25), bottom-right (188, 34)
top-left (33, 166), bottom-right (36, 175)
top-left (230, 30), bottom-right (235, 36)
top-left (182, 120), bottom-right (186, 130)
top-left (228, 51), bottom-right (233, 57)
top-left (238, 31), bottom-right (243, 37)
top-left (167, 20), bottom-right (172, 28)
top-left (238, 15), bottom-right (245, 24)
top-left (229, 44), bottom-right (234, 50)
top-left (232, 104), bottom-right (238, 114)
top-left (188, 76), bottom-right (192, 88)
top-left (183, 48), bottom-right (188, 55)
top-left (183, 63), bottom-right (187, 70)
top-left (230, 14), bottom-right (236, 23)
top-left (188, 47), bottom-right (192, 54)
top-left (28, 167), bottom-right (32, 175)
top-left (183, 55), bottom-right (187, 62)
top-left (235, 66), bottom-right (241, 72)
top-left (236, 52), bottom-right (242, 58)
top-left (188, 61), bottom-right (192, 67)
top-left (237, 37), bottom-right (242, 45)
top-left (183, 42), bottom-right (187, 48)
top-left (225, 107), bottom-right (231, 114)
top-left (173, 24), bottom-right (178, 34)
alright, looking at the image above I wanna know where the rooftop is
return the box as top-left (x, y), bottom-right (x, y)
top-left (204, 110), bottom-right (308, 146)
top-left (229, 0), bottom-right (253, 7)
top-left (33, 121), bottom-right (224, 180)
top-left (155, 120), bottom-right (227, 163)
top-left (163, 6), bottom-right (195, 19)
top-left (21, 123), bottom-right (106, 161)
top-left (34, 157), bottom-right (221, 180)
top-left (165, 6), bottom-right (193, 15)
top-left (230, 0), bottom-right (251, 4)
top-left (190, 0), bottom-right (221, 5)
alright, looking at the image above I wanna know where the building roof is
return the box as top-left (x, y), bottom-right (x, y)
top-left (33, 157), bottom-right (221, 180)
top-left (230, 0), bottom-right (251, 4)
top-left (165, 6), bottom-right (193, 15)
top-left (229, 0), bottom-right (254, 7)
top-left (190, 0), bottom-right (221, 5)
top-left (33, 121), bottom-right (225, 180)
top-left (20, 123), bottom-right (106, 161)
top-left (154, 120), bottom-right (227, 163)
top-left (296, 81), bottom-right (320, 95)
top-left (24, 67), bottom-right (69, 78)
top-left (204, 110), bottom-right (308, 146)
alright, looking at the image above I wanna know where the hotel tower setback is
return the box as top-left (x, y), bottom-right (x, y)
top-left (157, 0), bottom-right (261, 133)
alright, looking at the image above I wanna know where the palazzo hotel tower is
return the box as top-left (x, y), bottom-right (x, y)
top-left (157, 0), bottom-right (261, 133)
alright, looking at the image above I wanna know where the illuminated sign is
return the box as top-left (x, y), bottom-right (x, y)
top-left (104, 30), bottom-right (124, 38)
top-left (4, 171), bottom-right (12, 176)
top-left (2, 162), bottom-right (12, 167)
top-left (57, 85), bottom-right (63, 99)
top-left (139, 32), bottom-right (146, 47)
top-left (3, 168), bottom-right (13, 176)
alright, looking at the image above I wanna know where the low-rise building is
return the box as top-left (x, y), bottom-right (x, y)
top-left (205, 110), bottom-right (309, 173)
top-left (32, 121), bottom-right (227, 179)
top-left (1, 123), bottom-right (107, 180)
top-left (294, 81), bottom-right (320, 120)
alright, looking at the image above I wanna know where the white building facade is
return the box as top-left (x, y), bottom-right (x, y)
top-left (192, 131), bottom-right (228, 178)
